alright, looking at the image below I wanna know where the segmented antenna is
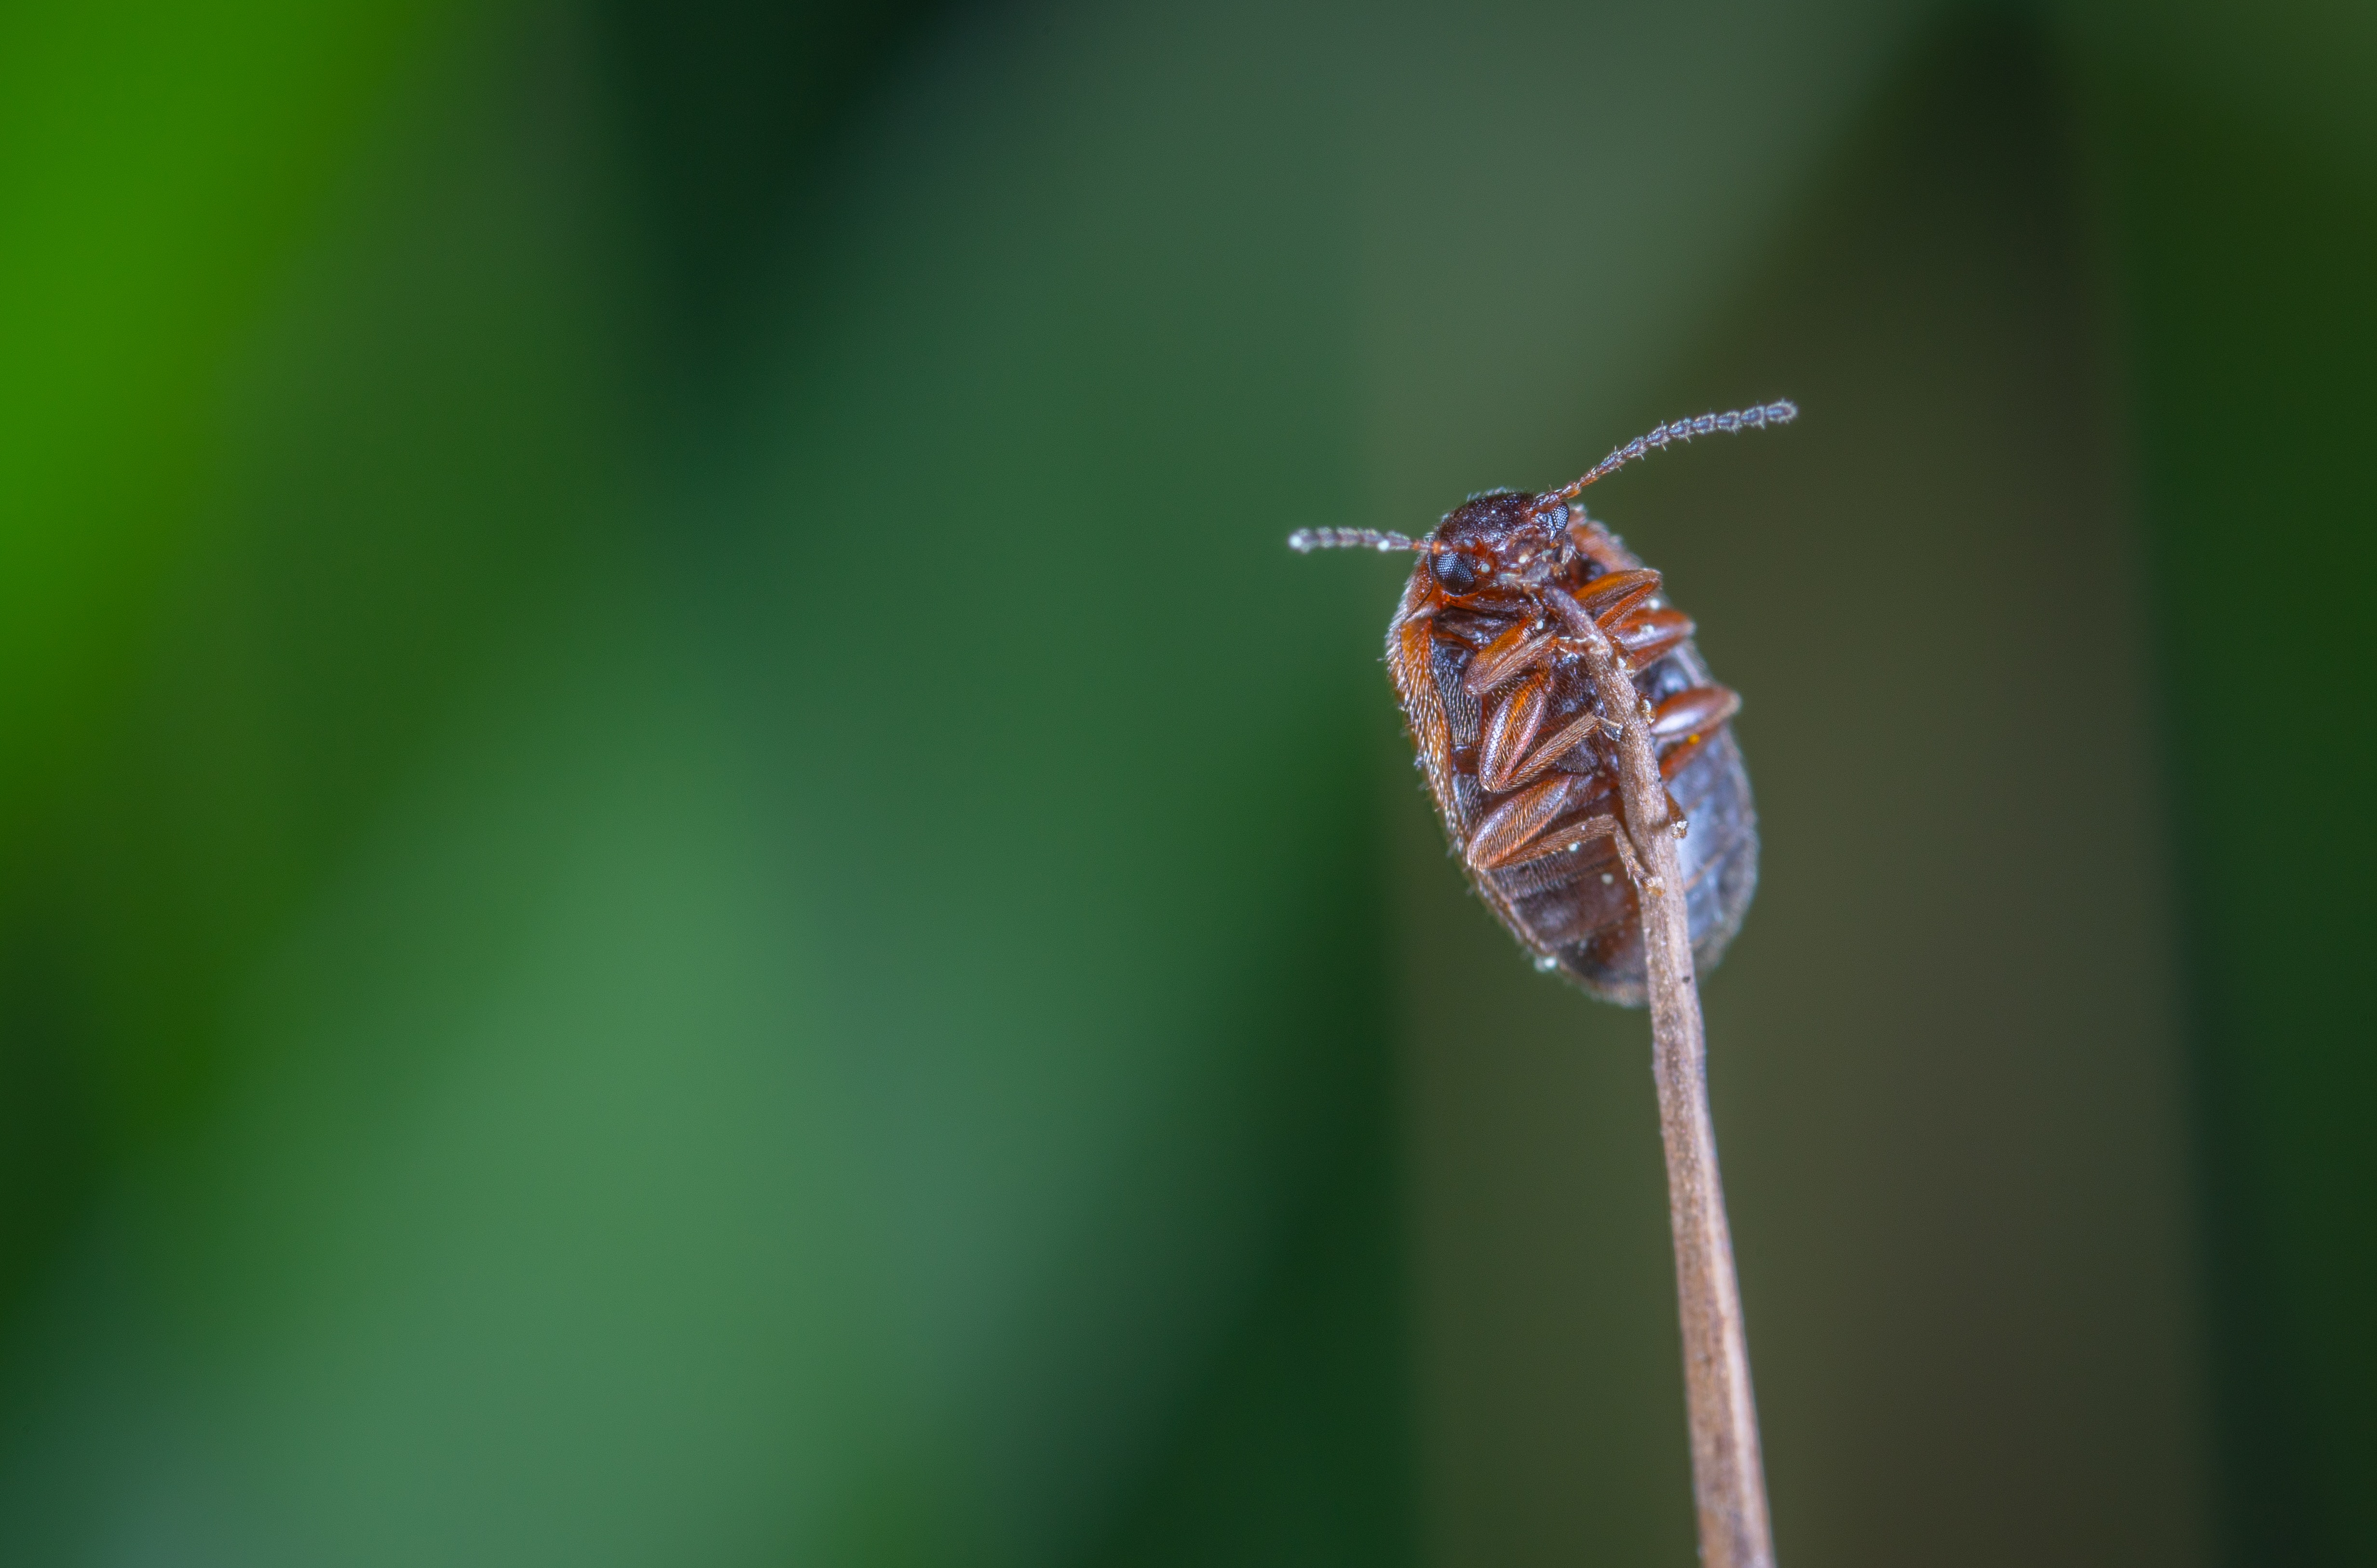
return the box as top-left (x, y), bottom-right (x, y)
top-left (1550, 400), bottom-right (1797, 502)
top-left (1287, 527), bottom-right (1420, 553)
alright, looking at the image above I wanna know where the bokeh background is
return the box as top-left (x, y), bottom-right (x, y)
top-left (0, 0), bottom-right (2370, 1563)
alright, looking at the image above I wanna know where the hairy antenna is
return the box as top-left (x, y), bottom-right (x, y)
top-left (1288, 527), bottom-right (1420, 554)
top-left (1550, 400), bottom-right (1798, 502)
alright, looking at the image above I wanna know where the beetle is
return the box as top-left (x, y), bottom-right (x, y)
top-left (1290, 401), bottom-right (1792, 1003)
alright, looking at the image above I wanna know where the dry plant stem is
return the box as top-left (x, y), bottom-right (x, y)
top-left (1548, 584), bottom-right (1777, 1568)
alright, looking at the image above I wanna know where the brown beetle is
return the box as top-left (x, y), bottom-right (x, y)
top-left (1292, 402), bottom-right (1792, 1003)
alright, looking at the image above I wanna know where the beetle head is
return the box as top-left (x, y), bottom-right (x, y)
top-left (1425, 490), bottom-right (1568, 594)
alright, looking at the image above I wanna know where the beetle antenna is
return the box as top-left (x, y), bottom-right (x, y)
top-left (1288, 527), bottom-right (1423, 554)
top-left (1548, 399), bottom-right (1798, 502)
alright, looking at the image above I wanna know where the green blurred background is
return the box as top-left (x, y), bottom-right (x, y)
top-left (0, 0), bottom-right (2369, 1562)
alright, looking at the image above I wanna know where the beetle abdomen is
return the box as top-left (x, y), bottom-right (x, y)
top-left (1426, 625), bottom-right (1757, 1004)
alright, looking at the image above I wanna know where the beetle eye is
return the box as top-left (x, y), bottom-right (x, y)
top-left (1431, 550), bottom-right (1481, 594)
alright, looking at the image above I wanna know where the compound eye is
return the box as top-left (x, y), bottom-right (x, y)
top-left (1431, 550), bottom-right (1481, 595)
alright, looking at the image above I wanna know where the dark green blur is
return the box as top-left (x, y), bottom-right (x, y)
top-left (0, 2), bottom-right (2366, 1564)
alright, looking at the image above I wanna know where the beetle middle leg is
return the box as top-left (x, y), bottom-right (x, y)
top-left (1477, 670), bottom-right (1551, 792)
top-left (1650, 684), bottom-right (1740, 747)
top-left (1491, 707), bottom-right (1613, 794)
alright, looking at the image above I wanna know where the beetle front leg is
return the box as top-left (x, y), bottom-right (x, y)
top-left (1463, 621), bottom-right (1555, 698)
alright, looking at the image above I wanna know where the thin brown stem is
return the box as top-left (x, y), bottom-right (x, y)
top-left (1547, 584), bottom-right (1776, 1568)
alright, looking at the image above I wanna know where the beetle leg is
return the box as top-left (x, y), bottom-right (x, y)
top-left (1650, 684), bottom-right (1741, 749)
top-left (1556, 814), bottom-right (1652, 887)
top-left (1463, 621), bottom-right (1554, 698)
top-left (1606, 607), bottom-right (1695, 668)
top-left (1559, 812), bottom-right (1654, 888)
top-left (1566, 516), bottom-right (1625, 569)
top-left (1464, 774), bottom-right (1574, 870)
top-left (1576, 568), bottom-right (1661, 622)
top-left (1477, 670), bottom-right (1550, 792)
top-left (1494, 707), bottom-right (1610, 792)
top-left (1473, 806), bottom-right (1657, 891)
top-left (1586, 814), bottom-right (1654, 886)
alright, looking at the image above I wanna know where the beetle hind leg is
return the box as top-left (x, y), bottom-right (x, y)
top-left (1467, 798), bottom-right (1661, 893)
top-left (1533, 813), bottom-right (1657, 891)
